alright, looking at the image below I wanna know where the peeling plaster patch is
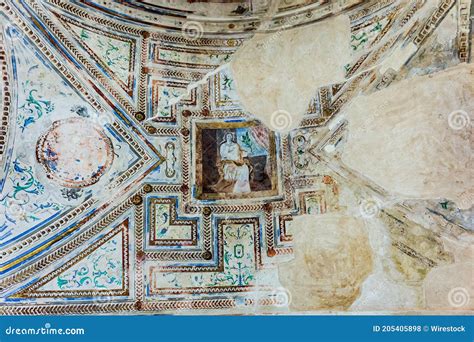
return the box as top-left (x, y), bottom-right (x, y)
top-left (379, 42), bottom-right (418, 75)
top-left (402, 5), bottom-right (460, 78)
top-left (230, 15), bottom-right (351, 133)
top-left (278, 214), bottom-right (373, 311)
top-left (341, 63), bottom-right (474, 208)
top-left (380, 211), bottom-right (454, 284)
top-left (423, 235), bottom-right (474, 310)
top-left (434, 5), bottom-right (458, 46)
top-left (351, 219), bottom-right (421, 311)
top-left (424, 262), bottom-right (474, 310)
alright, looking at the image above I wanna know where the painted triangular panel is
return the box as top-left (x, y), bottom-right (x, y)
top-left (14, 220), bottom-right (129, 298)
top-left (41, 233), bottom-right (124, 292)
top-left (62, 18), bottom-right (136, 94)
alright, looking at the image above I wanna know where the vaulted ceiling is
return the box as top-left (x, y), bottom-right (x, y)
top-left (0, 0), bottom-right (472, 314)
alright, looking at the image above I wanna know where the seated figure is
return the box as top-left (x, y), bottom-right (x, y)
top-left (212, 133), bottom-right (251, 193)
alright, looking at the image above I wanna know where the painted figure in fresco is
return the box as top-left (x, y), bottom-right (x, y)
top-left (214, 133), bottom-right (251, 193)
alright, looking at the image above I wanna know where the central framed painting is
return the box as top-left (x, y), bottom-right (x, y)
top-left (194, 120), bottom-right (280, 200)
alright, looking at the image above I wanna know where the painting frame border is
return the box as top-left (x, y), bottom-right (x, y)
top-left (193, 120), bottom-right (280, 201)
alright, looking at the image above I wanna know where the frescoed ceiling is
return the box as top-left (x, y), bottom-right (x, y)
top-left (0, 0), bottom-right (472, 314)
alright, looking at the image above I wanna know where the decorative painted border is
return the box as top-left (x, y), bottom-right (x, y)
top-left (11, 220), bottom-right (130, 298)
top-left (147, 197), bottom-right (198, 247)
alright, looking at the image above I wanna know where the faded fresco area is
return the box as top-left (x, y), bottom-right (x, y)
top-left (0, 0), bottom-right (472, 315)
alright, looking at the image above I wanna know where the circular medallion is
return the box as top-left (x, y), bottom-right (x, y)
top-left (36, 117), bottom-right (114, 188)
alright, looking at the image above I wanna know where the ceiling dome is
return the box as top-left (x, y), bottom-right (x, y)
top-left (52, 0), bottom-right (355, 35)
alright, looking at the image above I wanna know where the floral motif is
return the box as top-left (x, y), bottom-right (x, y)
top-left (0, 159), bottom-right (61, 241)
top-left (61, 188), bottom-right (83, 201)
top-left (55, 235), bottom-right (123, 290)
top-left (76, 27), bottom-right (131, 84)
top-left (208, 224), bottom-right (254, 286)
top-left (350, 20), bottom-right (386, 51)
top-left (155, 223), bottom-right (256, 289)
top-left (17, 81), bottom-right (54, 131)
top-left (154, 202), bottom-right (192, 240)
top-left (157, 86), bottom-right (185, 118)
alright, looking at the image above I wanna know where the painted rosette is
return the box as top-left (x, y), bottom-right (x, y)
top-left (36, 117), bottom-right (114, 188)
